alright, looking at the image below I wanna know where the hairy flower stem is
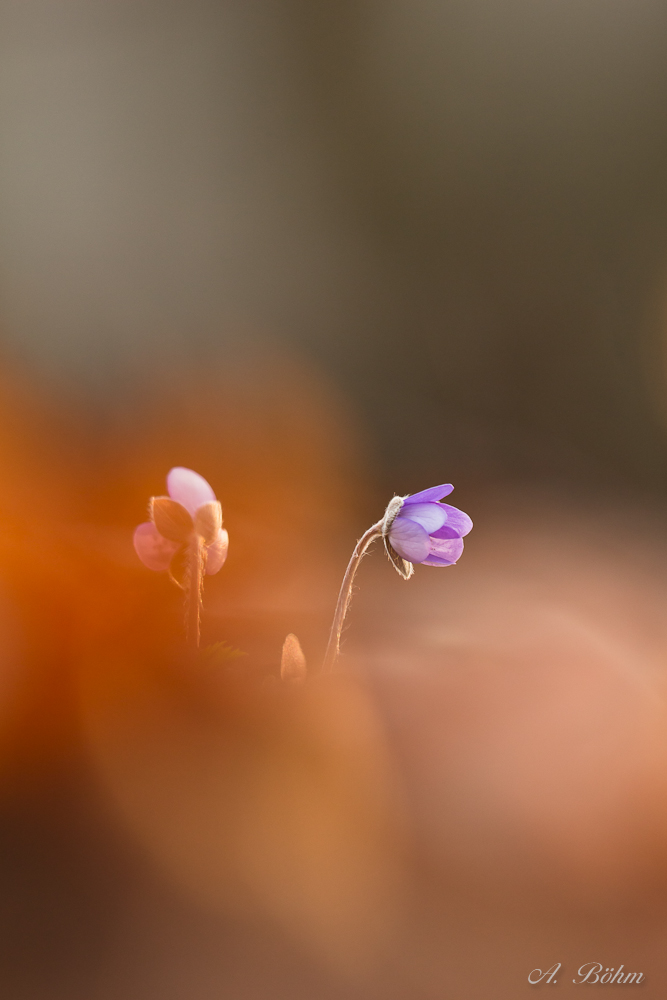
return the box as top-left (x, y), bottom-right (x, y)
top-left (322, 521), bottom-right (383, 673)
top-left (186, 534), bottom-right (204, 650)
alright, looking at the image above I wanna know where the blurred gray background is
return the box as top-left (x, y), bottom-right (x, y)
top-left (2, 0), bottom-right (667, 492)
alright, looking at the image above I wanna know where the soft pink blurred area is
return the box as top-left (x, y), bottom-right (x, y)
top-left (353, 497), bottom-right (667, 895)
top-left (345, 496), bottom-right (667, 992)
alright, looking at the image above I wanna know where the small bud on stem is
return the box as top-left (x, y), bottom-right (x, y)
top-left (280, 633), bottom-right (307, 683)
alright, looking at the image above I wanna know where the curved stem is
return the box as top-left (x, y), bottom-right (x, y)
top-left (186, 534), bottom-right (204, 649)
top-left (322, 521), bottom-right (383, 673)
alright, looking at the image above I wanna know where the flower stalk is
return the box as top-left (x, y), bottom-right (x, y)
top-left (186, 533), bottom-right (204, 649)
top-left (322, 521), bottom-right (383, 673)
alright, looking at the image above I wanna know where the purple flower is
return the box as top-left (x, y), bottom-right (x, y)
top-left (133, 467), bottom-right (228, 580)
top-left (383, 483), bottom-right (472, 579)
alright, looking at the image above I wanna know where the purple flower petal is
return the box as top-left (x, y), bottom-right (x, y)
top-left (167, 467), bottom-right (216, 516)
top-left (133, 521), bottom-right (180, 571)
top-left (204, 528), bottom-right (229, 575)
top-left (397, 501), bottom-right (447, 534)
top-left (404, 483), bottom-right (454, 504)
top-left (425, 535), bottom-right (464, 565)
top-left (428, 523), bottom-right (460, 539)
top-left (388, 517), bottom-right (430, 563)
top-left (430, 504), bottom-right (473, 539)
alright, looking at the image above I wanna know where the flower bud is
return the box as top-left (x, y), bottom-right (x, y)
top-left (280, 633), bottom-right (307, 684)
